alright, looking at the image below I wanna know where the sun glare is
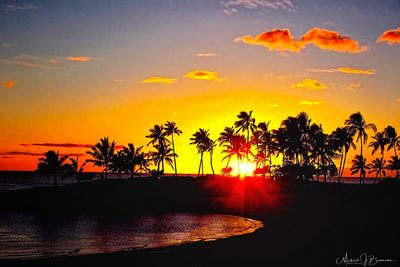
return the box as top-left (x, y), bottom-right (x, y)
top-left (233, 160), bottom-right (256, 179)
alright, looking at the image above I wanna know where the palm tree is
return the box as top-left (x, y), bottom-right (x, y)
top-left (384, 126), bottom-right (400, 177)
top-left (218, 126), bottom-right (236, 168)
top-left (69, 156), bottom-right (86, 182)
top-left (150, 142), bottom-right (176, 177)
top-left (222, 135), bottom-right (252, 177)
top-left (345, 112), bottom-right (377, 159)
top-left (86, 137), bottom-right (116, 179)
top-left (330, 127), bottom-right (355, 181)
top-left (234, 111), bottom-right (256, 142)
top-left (387, 156), bottom-right (400, 178)
top-left (146, 124), bottom-right (169, 146)
top-left (190, 129), bottom-right (210, 177)
top-left (345, 112), bottom-right (376, 181)
top-left (207, 138), bottom-right (216, 175)
top-left (368, 158), bottom-right (386, 183)
top-left (121, 143), bottom-right (146, 178)
top-left (369, 131), bottom-right (388, 161)
top-left (350, 155), bottom-right (369, 184)
top-left (110, 150), bottom-right (126, 177)
top-left (164, 121), bottom-right (183, 176)
top-left (36, 150), bottom-right (71, 186)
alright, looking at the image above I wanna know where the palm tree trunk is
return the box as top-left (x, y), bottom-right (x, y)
top-left (394, 145), bottom-right (399, 178)
top-left (237, 157), bottom-right (240, 178)
top-left (225, 157), bottom-right (231, 168)
top-left (198, 153), bottom-right (203, 177)
top-left (172, 133), bottom-right (177, 176)
top-left (162, 159), bottom-right (165, 177)
top-left (359, 135), bottom-right (363, 184)
top-left (210, 151), bottom-right (215, 175)
top-left (269, 154), bottom-right (272, 179)
top-left (338, 147), bottom-right (344, 182)
top-left (341, 150), bottom-right (348, 179)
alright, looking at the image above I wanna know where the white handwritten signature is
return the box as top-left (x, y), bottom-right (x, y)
top-left (336, 252), bottom-right (396, 266)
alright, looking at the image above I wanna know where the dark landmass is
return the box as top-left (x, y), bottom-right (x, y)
top-left (0, 176), bottom-right (399, 266)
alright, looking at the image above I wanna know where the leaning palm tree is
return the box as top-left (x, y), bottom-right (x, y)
top-left (164, 121), bottom-right (183, 176)
top-left (234, 111), bottom-right (256, 142)
top-left (330, 127), bottom-right (356, 181)
top-left (218, 126), bottom-right (236, 168)
top-left (368, 158), bottom-right (386, 183)
top-left (190, 129), bottom-right (210, 177)
top-left (36, 150), bottom-right (71, 186)
top-left (86, 137), bottom-right (116, 179)
top-left (207, 138), bottom-right (217, 175)
top-left (69, 156), bottom-right (86, 182)
top-left (350, 154), bottom-right (369, 184)
top-left (384, 126), bottom-right (400, 177)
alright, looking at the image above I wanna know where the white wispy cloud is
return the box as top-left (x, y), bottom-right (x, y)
top-left (221, 0), bottom-right (295, 15)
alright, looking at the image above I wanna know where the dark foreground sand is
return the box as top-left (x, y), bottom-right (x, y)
top-left (0, 177), bottom-right (399, 266)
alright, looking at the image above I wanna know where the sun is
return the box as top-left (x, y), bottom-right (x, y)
top-left (233, 160), bottom-right (256, 179)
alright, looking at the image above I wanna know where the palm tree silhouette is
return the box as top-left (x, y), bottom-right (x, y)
top-left (234, 111), bottom-right (256, 142)
top-left (345, 112), bottom-right (376, 182)
top-left (331, 127), bottom-right (355, 181)
top-left (146, 124), bottom-right (170, 146)
top-left (150, 142), bottom-right (176, 177)
top-left (368, 158), bottom-right (386, 183)
top-left (86, 137), bottom-right (115, 179)
top-left (387, 156), bottom-right (400, 178)
top-left (207, 138), bottom-right (216, 175)
top-left (36, 150), bottom-right (71, 186)
top-left (69, 156), bottom-right (86, 182)
top-left (190, 129), bottom-right (211, 177)
top-left (218, 126), bottom-right (236, 168)
top-left (384, 126), bottom-right (400, 177)
top-left (121, 143), bottom-right (146, 178)
top-left (164, 121), bottom-right (183, 176)
top-left (369, 131), bottom-right (389, 162)
top-left (350, 155), bottom-right (369, 184)
top-left (222, 135), bottom-right (252, 177)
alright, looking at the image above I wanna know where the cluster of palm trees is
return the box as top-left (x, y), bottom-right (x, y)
top-left (36, 111), bottom-right (400, 185)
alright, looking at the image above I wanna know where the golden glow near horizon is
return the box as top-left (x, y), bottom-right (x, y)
top-left (0, 1), bottom-right (399, 177)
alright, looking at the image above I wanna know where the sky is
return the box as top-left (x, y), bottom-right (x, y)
top-left (0, 0), bottom-right (399, 175)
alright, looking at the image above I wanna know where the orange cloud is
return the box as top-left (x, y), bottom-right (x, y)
top-left (65, 56), bottom-right (96, 62)
top-left (3, 80), bottom-right (16, 89)
top-left (235, 28), bottom-right (368, 54)
top-left (183, 70), bottom-right (222, 81)
top-left (377, 27), bottom-right (400, 45)
top-left (299, 100), bottom-right (321, 106)
top-left (234, 28), bottom-right (304, 52)
top-left (292, 79), bottom-right (326, 90)
top-left (141, 77), bottom-right (177, 84)
top-left (307, 67), bottom-right (375, 75)
top-left (301, 28), bottom-right (368, 53)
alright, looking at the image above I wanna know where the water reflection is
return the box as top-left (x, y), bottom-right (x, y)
top-left (0, 213), bottom-right (263, 259)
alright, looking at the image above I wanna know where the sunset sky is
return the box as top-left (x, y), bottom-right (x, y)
top-left (0, 0), bottom-right (399, 175)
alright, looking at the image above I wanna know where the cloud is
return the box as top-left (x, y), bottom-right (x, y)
top-left (1, 3), bottom-right (38, 11)
top-left (65, 56), bottom-right (96, 62)
top-left (299, 100), bottom-right (321, 106)
top-left (141, 76), bottom-right (177, 84)
top-left (183, 70), bottom-right (223, 81)
top-left (234, 28), bottom-right (304, 52)
top-left (221, 0), bottom-right (295, 14)
top-left (3, 80), bottom-right (16, 89)
top-left (2, 54), bottom-right (61, 69)
top-left (307, 67), bottom-right (376, 75)
top-left (235, 27), bottom-right (368, 54)
top-left (0, 151), bottom-right (86, 157)
top-left (20, 143), bottom-right (125, 150)
top-left (196, 52), bottom-right (217, 57)
top-left (377, 27), bottom-right (400, 45)
top-left (344, 82), bottom-right (361, 92)
top-left (292, 79), bottom-right (327, 90)
top-left (301, 28), bottom-right (368, 53)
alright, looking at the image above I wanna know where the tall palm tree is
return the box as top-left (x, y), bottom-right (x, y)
top-left (234, 111), bottom-right (256, 142)
top-left (345, 112), bottom-right (377, 159)
top-left (368, 158), bottom-right (386, 183)
top-left (36, 150), bottom-right (71, 186)
top-left (387, 156), bottom-right (400, 178)
top-left (207, 138), bottom-right (216, 175)
top-left (369, 131), bottom-right (389, 161)
top-left (384, 126), bottom-right (400, 177)
top-left (69, 156), bottom-right (86, 182)
top-left (146, 124), bottom-right (170, 147)
top-left (86, 137), bottom-right (116, 179)
top-left (164, 121), bottom-right (183, 176)
top-left (190, 129), bottom-right (210, 177)
top-left (350, 155), bottom-right (369, 184)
